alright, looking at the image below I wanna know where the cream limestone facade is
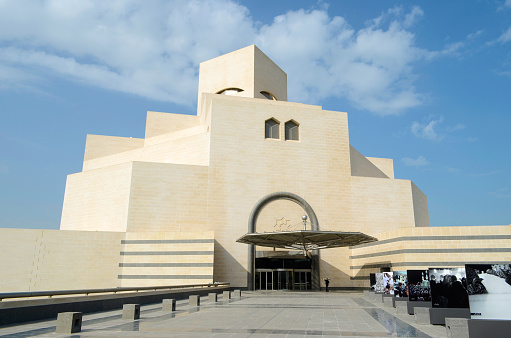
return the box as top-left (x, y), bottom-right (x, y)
top-left (350, 225), bottom-right (511, 287)
top-left (1, 45), bottom-right (509, 292)
top-left (0, 230), bottom-right (214, 292)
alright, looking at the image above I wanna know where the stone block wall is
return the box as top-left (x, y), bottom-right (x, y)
top-left (0, 229), bottom-right (216, 292)
top-left (0, 229), bottom-right (123, 292)
top-left (118, 231), bottom-right (215, 287)
top-left (350, 225), bottom-right (511, 287)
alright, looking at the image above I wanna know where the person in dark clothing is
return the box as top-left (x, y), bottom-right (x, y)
top-left (448, 275), bottom-right (469, 308)
top-left (324, 278), bottom-right (330, 292)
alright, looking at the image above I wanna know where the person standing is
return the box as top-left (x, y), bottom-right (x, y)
top-left (324, 278), bottom-right (330, 292)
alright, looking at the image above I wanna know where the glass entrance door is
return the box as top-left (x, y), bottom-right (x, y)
top-left (256, 269), bottom-right (311, 290)
top-left (294, 269), bottom-right (311, 290)
top-left (256, 269), bottom-right (292, 290)
top-left (275, 269), bottom-right (292, 290)
top-left (255, 269), bottom-right (273, 290)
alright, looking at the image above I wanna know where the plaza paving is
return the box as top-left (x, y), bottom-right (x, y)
top-left (0, 291), bottom-right (448, 337)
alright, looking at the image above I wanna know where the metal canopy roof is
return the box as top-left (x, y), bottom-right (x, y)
top-left (236, 230), bottom-right (377, 251)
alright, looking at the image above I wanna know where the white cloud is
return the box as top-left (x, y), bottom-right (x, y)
top-left (0, 1), bottom-right (460, 115)
top-left (446, 167), bottom-right (460, 173)
top-left (411, 118), bottom-right (444, 141)
top-left (0, 64), bottom-right (42, 91)
top-left (410, 117), bottom-right (466, 141)
top-left (496, 27), bottom-right (511, 44)
top-left (256, 6), bottom-right (432, 115)
top-left (427, 30), bottom-right (484, 60)
top-left (446, 123), bottom-right (466, 132)
top-left (498, 0), bottom-right (511, 11)
top-left (489, 187), bottom-right (511, 198)
top-left (467, 30), bottom-right (484, 40)
top-left (403, 6), bottom-right (424, 28)
top-left (402, 156), bottom-right (429, 167)
top-left (0, 0), bottom-right (255, 107)
top-left (486, 27), bottom-right (511, 46)
top-left (471, 170), bottom-right (501, 177)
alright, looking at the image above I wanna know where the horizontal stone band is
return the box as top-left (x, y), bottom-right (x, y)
top-left (350, 276), bottom-right (370, 280)
top-left (350, 261), bottom-right (511, 270)
top-left (120, 251), bottom-right (214, 255)
top-left (119, 263), bottom-right (213, 267)
top-left (121, 239), bottom-right (214, 244)
top-left (118, 275), bottom-right (213, 279)
top-left (350, 235), bottom-right (511, 249)
top-left (350, 247), bottom-right (511, 259)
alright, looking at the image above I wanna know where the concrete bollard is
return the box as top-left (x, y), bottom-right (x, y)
top-left (383, 297), bottom-right (394, 308)
top-left (56, 312), bottom-right (82, 334)
top-left (208, 293), bottom-right (218, 302)
top-left (363, 290), bottom-right (370, 298)
top-left (445, 318), bottom-right (469, 338)
top-left (189, 295), bottom-right (200, 306)
top-left (395, 301), bottom-right (408, 315)
top-left (223, 290), bottom-right (231, 300)
top-left (232, 289), bottom-right (241, 298)
top-left (162, 299), bottom-right (176, 311)
top-left (122, 304), bottom-right (141, 320)
top-left (414, 307), bottom-right (431, 324)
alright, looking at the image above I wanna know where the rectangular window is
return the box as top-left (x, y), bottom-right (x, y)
top-left (285, 121), bottom-right (299, 141)
top-left (265, 119), bottom-right (279, 139)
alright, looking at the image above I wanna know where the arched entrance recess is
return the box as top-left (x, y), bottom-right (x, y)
top-left (247, 192), bottom-right (320, 291)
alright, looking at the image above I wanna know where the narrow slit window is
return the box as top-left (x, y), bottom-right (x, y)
top-left (217, 88), bottom-right (243, 95)
top-left (260, 91), bottom-right (277, 100)
top-left (285, 121), bottom-right (299, 141)
top-left (265, 119), bottom-right (279, 139)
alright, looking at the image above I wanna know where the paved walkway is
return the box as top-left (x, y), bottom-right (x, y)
top-left (0, 291), bottom-right (447, 337)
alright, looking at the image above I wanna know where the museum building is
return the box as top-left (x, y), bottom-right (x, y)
top-left (1, 45), bottom-right (510, 292)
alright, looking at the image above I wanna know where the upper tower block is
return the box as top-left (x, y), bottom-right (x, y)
top-left (197, 45), bottom-right (287, 113)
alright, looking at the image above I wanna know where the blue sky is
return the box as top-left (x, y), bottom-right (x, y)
top-left (0, 0), bottom-right (510, 229)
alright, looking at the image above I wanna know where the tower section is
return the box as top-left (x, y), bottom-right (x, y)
top-left (197, 45), bottom-right (287, 115)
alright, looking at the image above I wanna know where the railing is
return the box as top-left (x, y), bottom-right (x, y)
top-left (0, 282), bottom-right (230, 301)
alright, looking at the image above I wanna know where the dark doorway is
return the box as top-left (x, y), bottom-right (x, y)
top-left (255, 257), bottom-right (312, 290)
top-left (256, 257), bottom-right (311, 269)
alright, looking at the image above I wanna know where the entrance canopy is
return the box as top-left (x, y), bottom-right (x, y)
top-left (236, 230), bottom-right (377, 251)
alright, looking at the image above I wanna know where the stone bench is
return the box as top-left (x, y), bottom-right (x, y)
top-left (232, 290), bottom-right (241, 298)
top-left (162, 299), bottom-right (176, 311)
top-left (189, 295), bottom-right (200, 307)
top-left (407, 301), bottom-right (431, 315)
top-left (414, 307), bottom-right (430, 324)
top-left (223, 290), bottom-right (231, 300)
top-left (56, 312), bottom-right (82, 334)
top-left (122, 304), bottom-right (140, 320)
top-left (445, 318), bottom-right (468, 338)
top-left (395, 300), bottom-right (408, 315)
top-left (383, 297), bottom-right (394, 308)
top-left (208, 293), bottom-right (218, 302)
